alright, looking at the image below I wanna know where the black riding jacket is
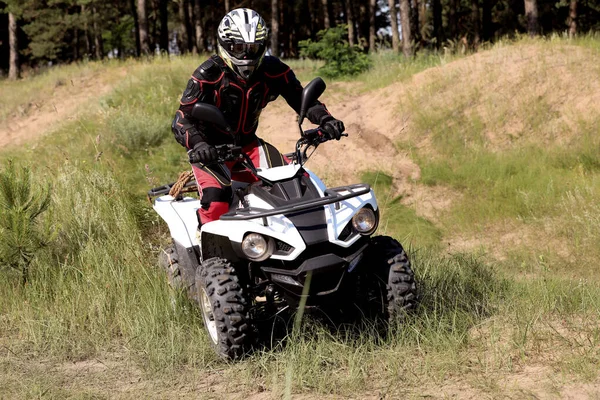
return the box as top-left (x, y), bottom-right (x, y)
top-left (172, 55), bottom-right (332, 149)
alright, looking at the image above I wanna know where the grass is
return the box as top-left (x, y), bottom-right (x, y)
top-left (1, 35), bottom-right (600, 398)
top-left (361, 170), bottom-right (443, 249)
top-left (392, 34), bottom-right (600, 277)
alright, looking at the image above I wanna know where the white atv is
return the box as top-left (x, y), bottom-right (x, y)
top-left (149, 78), bottom-right (418, 360)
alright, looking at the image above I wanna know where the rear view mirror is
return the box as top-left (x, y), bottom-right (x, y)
top-left (191, 103), bottom-right (231, 132)
top-left (298, 77), bottom-right (326, 125)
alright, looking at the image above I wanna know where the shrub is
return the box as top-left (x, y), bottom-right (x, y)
top-left (0, 161), bottom-right (52, 285)
top-left (299, 25), bottom-right (371, 78)
top-left (107, 109), bottom-right (170, 156)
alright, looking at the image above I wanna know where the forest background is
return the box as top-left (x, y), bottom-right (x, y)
top-left (2, 0), bottom-right (600, 79)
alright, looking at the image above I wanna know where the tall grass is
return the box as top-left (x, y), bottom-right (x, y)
top-left (0, 161), bottom-right (216, 369)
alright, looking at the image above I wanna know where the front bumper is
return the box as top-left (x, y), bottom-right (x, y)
top-left (260, 238), bottom-right (368, 296)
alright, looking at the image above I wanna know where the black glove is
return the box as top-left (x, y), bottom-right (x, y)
top-left (320, 117), bottom-right (345, 141)
top-left (188, 142), bottom-right (218, 164)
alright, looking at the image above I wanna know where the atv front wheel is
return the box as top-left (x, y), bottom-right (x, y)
top-left (361, 235), bottom-right (418, 320)
top-left (196, 257), bottom-right (253, 360)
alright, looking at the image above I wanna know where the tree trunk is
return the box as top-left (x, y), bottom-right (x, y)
top-left (524, 0), bottom-right (538, 36)
top-left (346, 0), bottom-right (355, 45)
top-left (288, 1), bottom-right (297, 57)
top-left (279, 0), bottom-right (288, 57)
top-left (271, 0), bottom-right (279, 56)
top-left (74, 27), bottom-right (79, 61)
top-left (400, 0), bottom-right (412, 56)
top-left (369, 0), bottom-right (376, 52)
top-left (177, 0), bottom-right (188, 53)
top-left (471, 0), bottom-right (481, 48)
top-left (150, 0), bottom-right (158, 51)
top-left (482, 0), bottom-right (493, 41)
top-left (92, 5), bottom-right (104, 59)
top-left (308, 0), bottom-right (318, 40)
top-left (411, 0), bottom-right (420, 45)
top-left (432, 0), bottom-right (442, 47)
top-left (187, 0), bottom-right (197, 54)
top-left (388, 0), bottom-right (399, 53)
top-left (193, 0), bottom-right (204, 54)
top-left (322, 0), bottom-right (331, 29)
top-left (568, 0), bottom-right (577, 37)
top-left (419, 0), bottom-right (427, 42)
top-left (359, 2), bottom-right (369, 49)
top-left (8, 12), bottom-right (19, 80)
top-left (83, 5), bottom-right (92, 58)
top-left (449, 0), bottom-right (458, 39)
top-left (138, 0), bottom-right (150, 54)
top-left (159, 0), bottom-right (169, 53)
top-left (225, 0), bottom-right (230, 13)
top-left (129, 0), bottom-right (141, 56)
top-left (186, 0), bottom-right (195, 52)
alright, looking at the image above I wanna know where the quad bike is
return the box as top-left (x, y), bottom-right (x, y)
top-left (148, 78), bottom-right (418, 360)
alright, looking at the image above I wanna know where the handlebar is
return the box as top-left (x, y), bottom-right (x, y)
top-left (214, 144), bottom-right (242, 162)
top-left (205, 129), bottom-right (347, 168)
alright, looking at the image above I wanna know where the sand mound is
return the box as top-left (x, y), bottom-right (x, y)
top-left (398, 43), bottom-right (600, 151)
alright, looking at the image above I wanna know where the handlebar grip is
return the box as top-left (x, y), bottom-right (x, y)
top-left (302, 128), bottom-right (322, 140)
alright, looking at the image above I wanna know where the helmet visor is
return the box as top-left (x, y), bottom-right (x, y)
top-left (225, 42), bottom-right (265, 60)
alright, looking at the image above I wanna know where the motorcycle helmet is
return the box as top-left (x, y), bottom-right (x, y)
top-left (217, 8), bottom-right (269, 80)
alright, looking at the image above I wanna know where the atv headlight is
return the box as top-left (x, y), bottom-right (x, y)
top-left (242, 233), bottom-right (273, 261)
top-left (352, 207), bottom-right (377, 235)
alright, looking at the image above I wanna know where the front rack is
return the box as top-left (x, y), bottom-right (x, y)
top-left (148, 180), bottom-right (198, 198)
top-left (219, 183), bottom-right (371, 221)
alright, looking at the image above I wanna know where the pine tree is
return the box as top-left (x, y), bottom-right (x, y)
top-left (0, 161), bottom-right (51, 286)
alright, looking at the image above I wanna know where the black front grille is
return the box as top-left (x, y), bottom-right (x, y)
top-left (277, 240), bottom-right (293, 252)
top-left (338, 221), bottom-right (355, 241)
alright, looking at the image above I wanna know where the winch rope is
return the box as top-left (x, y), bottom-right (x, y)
top-left (168, 171), bottom-right (196, 198)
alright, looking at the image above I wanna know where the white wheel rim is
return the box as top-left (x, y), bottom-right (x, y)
top-left (200, 288), bottom-right (218, 345)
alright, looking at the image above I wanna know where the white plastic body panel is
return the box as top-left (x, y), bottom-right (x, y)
top-left (153, 195), bottom-right (201, 248)
top-left (305, 169), bottom-right (378, 248)
top-left (153, 164), bottom-right (378, 262)
top-left (256, 164), bottom-right (302, 181)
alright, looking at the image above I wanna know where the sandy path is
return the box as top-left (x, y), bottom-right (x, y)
top-left (0, 70), bottom-right (125, 149)
top-left (258, 81), bottom-right (420, 187)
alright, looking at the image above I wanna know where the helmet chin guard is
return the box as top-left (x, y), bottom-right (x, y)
top-left (218, 43), bottom-right (264, 81)
top-left (217, 8), bottom-right (268, 81)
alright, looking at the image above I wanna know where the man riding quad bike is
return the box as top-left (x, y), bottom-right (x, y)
top-left (171, 8), bottom-right (345, 227)
top-left (150, 8), bottom-right (419, 360)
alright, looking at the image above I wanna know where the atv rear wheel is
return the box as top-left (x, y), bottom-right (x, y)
top-left (158, 245), bottom-right (184, 289)
top-left (196, 257), bottom-right (253, 360)
top-left (360, 235), bottom-right (418, 320)
top-left (159, 244), bottom-right (199, 301)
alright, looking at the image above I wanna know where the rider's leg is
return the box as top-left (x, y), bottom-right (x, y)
top-left (191, 162), bottom-right (233, 225)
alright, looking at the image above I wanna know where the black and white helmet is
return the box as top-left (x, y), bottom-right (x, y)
top-left (217, 8), bottom-right (268, 80)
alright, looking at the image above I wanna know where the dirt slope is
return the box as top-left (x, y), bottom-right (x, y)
top-left (0, 68), bottom-right (126, 149)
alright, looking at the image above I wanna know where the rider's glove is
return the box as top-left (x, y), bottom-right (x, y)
top-left (320, 117), bottom-right (345, 141)
top-left (188, 142), bottom-right (218, 165)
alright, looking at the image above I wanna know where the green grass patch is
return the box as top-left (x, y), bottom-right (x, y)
top-left (361, 170), bottom-right (443, 249)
